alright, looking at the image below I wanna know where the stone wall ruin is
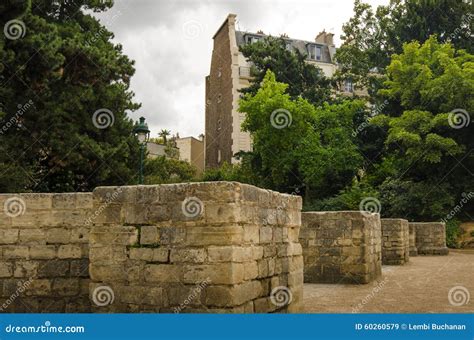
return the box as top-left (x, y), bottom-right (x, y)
top-left (300, 211), bottom-right (382, 284)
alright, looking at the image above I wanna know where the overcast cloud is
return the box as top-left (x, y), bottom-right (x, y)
top-left (95, 0), bottom-right (389, 138)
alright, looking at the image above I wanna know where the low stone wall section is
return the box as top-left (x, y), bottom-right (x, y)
top-left (300, 211), bottom-right (382, 284)
top-left (381, 219), bottom-right (409, 265)
top-left (89, 182), bottom-right (303, 313)
top-left (409, 223), bottom-right (418, 256)
top-left (410, 222), bottom-right (449, 255)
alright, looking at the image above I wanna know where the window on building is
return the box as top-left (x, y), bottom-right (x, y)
top-left (308, 45), bottom-right (322, 61)
top-left (217, 149), bottom-right (221, 163)
top-left (217, 119), bottom-right (221, 131)
top-left (316, 46), bottom-right (322, 60)
top-left (246, 35), bottom-right (260, 44)
top-left (285, 41), bottom-right (293, 51)
top-left (308, 45), bottom-right (314, 59)
top-left (344, 79), bottom-right (354, 93)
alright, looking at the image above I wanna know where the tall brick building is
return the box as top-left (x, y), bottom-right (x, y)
top-left (205, 14), bottom-right (339, 168)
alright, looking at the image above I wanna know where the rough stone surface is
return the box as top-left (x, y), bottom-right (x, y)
top-left (410, 222), bottom-right (449, 255)
top-left (89, 182), bottom-right (303, 313)
top-left (0, 193), bottom-right (92, 313)
top-left (381, 219), bottom-right (410, 265)
top-left (0, 183), bottom-right (303, 313)
top-left (300, 211), bottom-right (382, 284)
top-left (409, 223), bottom-right (418, 257)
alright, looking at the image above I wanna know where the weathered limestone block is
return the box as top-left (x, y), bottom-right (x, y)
top-left (0, 262), bottom-right (13, 277)
top-left (300, 211), bottom-right (382, 284)
top-left (410, 222), bottom-right (449, 255)
top-left (90, 182), bottom-right (303, 313)
top-left (409, 223), bottom-right (418, 256)
top-left (29, 245), bottom-right (57, 259)
top-left (381, 219), bottom-right (410, 265)
top-left (0, 192), bottom-right (93, 313)
top-left (0, 230), bottom-right (19, 244)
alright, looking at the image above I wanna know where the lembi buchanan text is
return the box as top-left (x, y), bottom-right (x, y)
top-left (408, 324), bottom-right (466, 331)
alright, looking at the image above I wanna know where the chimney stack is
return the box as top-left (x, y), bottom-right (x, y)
top-left (315, 30), bottom-right (334, 46)
top-left (316, 30), bottom-right (336, 61)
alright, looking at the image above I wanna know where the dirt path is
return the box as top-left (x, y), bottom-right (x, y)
top-left (303, 250), bottom-right (474, 313)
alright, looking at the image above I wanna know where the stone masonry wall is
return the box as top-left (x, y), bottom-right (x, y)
top-left (89, 182), bottom-right (303, 313)
top-left (409, 223), bottom-right (418, 256)
top-left (410, 222), bottom-right (449, 255)
top-left (300, 211), bottom-right (382, 284)
top-left (380, 219), bottom-right (409, 265)
top-left (0, 193), bottom-right (92, 312)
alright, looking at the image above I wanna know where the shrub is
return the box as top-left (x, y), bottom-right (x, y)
top-left (445, 219), bottom-right (462, 249)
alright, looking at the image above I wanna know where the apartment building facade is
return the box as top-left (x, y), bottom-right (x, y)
top-left (175, 136), bottom-right (205, 174)
top-left (147, 136), bottom-right (205, 174)
top-left (205, 14), bottom-right (343, 168)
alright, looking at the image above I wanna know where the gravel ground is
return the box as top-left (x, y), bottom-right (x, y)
top-left (303, 250), bottom-right (474, 313)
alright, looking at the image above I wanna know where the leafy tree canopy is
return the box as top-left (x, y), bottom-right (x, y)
top-left (239, 36), bottom-right (332, 107)
top-left (369, 37), bottom-right (473, 219)
top-left (0, 0), bottom-right (141, 192)
top-left (239, 70), bottom-right (364, 200)
top-left (336, 0), bottom-right (473, 89)
top-left (144, 156), bottom-right (196, 185)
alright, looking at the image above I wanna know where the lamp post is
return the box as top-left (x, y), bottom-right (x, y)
top-left (133, 116), bottom-right (150, 184)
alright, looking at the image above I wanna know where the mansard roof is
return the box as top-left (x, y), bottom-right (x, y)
top-left (235, 31), bottom-right (334, 63)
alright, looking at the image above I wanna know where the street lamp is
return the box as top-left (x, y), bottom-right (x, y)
top-left (133, 116), bottom-right (150, 184)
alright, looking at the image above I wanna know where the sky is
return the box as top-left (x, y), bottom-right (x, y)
top-left (94, 0), bottom-right (389, 139)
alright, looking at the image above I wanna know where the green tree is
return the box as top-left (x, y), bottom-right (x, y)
top-left (239, 36), bottom-right (331, 107)
top-left (304, 180), bottom-right (378, 212)
top-left (337, 0), bottom-right (473, 89)
top-left (378, 178), bottom-right (455, 221)
top-left (159, 129), bottom-right (171, 144)
top-left (371, 37), bottom-right (474, 220)
top-left (200, 160), bottom-right (258, 186)
top-left (387, 0), bottom-right (473, 54)
top-left (144, 156), bottom-right (196, 184)
top-left (299, 99), bottom-right (365, 199)
top-left (0, 0), bottom-right (141, 192)
top-left (239, 70), bottom-right (363, 201)
top-left (334, 0), bottom-right (388, 92)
